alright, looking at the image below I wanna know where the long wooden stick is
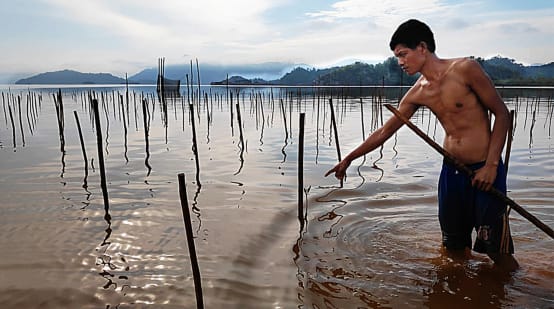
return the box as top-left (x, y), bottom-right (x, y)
top-left (298, 113), bottom-right (305, 232)
top-left (329, 99), bottom-right (343, 187)
top-left (504, 110), bottom-right (515, 174)
top-left (177, 173), bottom-right (204, 309)
top-left (384, 103), bottom-right (554, 240)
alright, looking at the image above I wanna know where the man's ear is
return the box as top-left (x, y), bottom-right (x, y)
top-left (419, 41), bottom-right (428, 52)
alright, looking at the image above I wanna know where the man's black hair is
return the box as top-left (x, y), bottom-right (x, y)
top-left (389, 19), bottom-right (436, 53)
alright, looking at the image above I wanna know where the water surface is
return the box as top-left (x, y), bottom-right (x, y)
top-left (0, 85), bottom-right (553, 308)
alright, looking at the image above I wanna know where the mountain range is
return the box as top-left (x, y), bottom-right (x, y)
top-left (14, 62), bottom-right (298, 85)
top-left (14, 56), bottom-right (554, 86)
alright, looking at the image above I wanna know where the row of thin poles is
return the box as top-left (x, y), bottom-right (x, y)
top-left (72, 85), bottom-right (365, 309)
top-left (3, 84), bottom-right (552, 309)
top-left (1, 90), bottom-right (42, 148)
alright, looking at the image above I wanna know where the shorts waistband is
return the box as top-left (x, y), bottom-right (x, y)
top-left (443, 158), bottom-right (503, 171)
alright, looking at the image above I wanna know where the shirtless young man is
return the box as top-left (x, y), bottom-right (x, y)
top-left (325, 19), bottom-right (518, 270)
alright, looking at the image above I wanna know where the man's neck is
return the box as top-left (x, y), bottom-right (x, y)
top-left (419, 53), bottom-right (445, 82)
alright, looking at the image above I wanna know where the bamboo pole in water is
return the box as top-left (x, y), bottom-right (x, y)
top-left (54, 89), bottom-right (65, 152)
top-left (329, 99), bottom-right (342, 186)
top-left (177, 173), bottom-right (204, 309)
top-left (142, 99), bottom-right (152, 176)
top-left (298, 113), bottom-right (305, 232)
top-left (504, 110), bottom-right (515, 173)
top-left (92, 99), bottom-right (110, 209)
top-left (189, 103), bottom-right (201, 186)
top-left (329, 99), bottom-right (341, 161)
top-left (26, 97), bottom-right (34, 136)
top-left (73, 111), bottom-right (89, 188)
top-left (2, 92), bottom-right (7, 126)
top-left (196, 58), bottom-right (201, 105)
top-left (235, 101), bottom-right (245, 151)
top-left (91, 98), bottom-right (112, 248)
top-left (8, 104), bottom-right (16, 148)
top-left (384, 103), bottom-right (554, 240)
top-left (17, 97), bottom-right (25, 146)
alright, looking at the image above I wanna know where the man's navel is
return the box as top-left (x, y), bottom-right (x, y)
top-left (455, 102), bottom-right (463, 108)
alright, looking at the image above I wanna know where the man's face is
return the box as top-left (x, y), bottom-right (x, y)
top-left (393, 44), bottom-right (424, 75)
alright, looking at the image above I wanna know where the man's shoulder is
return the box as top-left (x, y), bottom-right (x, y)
top-left (446, 57), bottom-right (481, 72)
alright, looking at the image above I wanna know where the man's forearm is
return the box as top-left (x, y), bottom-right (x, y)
top-left (486, 108), bottom-right (510, 166)
top-left (344, 126), bottom-right (394, 163)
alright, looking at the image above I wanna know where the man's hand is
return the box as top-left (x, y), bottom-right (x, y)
top-left (325, 159), bottom-right (351, 181)
top-left (471, 164), bottom-right (498, 191)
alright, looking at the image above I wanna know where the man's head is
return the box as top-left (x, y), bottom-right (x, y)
top-left (389, 19), bottom-right (435, 53)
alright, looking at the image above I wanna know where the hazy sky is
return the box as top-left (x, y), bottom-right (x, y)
top-left (1, 0), bottom-right (553, 82)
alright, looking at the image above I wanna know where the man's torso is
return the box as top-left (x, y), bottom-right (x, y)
top-left (408, 58), bottom-right (491, 164)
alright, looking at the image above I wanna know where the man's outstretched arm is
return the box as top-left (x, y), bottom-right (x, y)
top-left (325, 100), bottom-right (419, 180)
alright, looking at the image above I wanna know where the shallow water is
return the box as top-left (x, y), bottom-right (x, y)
top-left (0, 85), bottom-right (553, 308)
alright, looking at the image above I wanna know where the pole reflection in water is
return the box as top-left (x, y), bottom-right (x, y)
top-left (142, 99), bottom-right (152, 176)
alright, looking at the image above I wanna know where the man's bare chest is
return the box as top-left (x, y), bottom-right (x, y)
top-left (415, 79), bottom-right (473, 113)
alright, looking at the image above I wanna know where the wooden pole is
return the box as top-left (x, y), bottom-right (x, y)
top-left (8, 104), bottom-right (16, 148)
top-left (17, 97), bottom-right (25, 146)
top-left (2, 92), bottom-right (7, 126)
top-left (298, 113), bottom-right (305, 231)
top-left (384, 103), bottom-right (554, 240)
top-left (92, 99), bottom-right (110, 213)
top-left (189, 103), bottom-right (201, 186)
top-left (329, 98), bottom-right (343, 186)
top-left (329, 99), bottom-right (341, 161)
top-left (177, 173), bottom-right (204, 309)
top-left (235, 101), bottom-right (245, 151)
top-left (142, 99), bottom-right (152, 176)
top-left (505, 110), bottom-right (515, 173)
top-left (73, 111), bottom-right (89, 188)
top-left (54, 89), bottom-right (65, 152)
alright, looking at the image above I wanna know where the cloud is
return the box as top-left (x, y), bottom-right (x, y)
top-left (305, 0), bottom-right (451, 24)
top-left (445, 18), bottom-right (471, 30)
top-left (497, 22), bottom-right (540, 34)
top-left (2, 0), bottom-right (554, 77)
top-left (43, 0), bottom-right (290, 44)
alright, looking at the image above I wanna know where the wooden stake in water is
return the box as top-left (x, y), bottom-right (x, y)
top-left (298, 113), bottom-right (306, 232)
top-left (504, 110), bottom-right (515, 173)
top-left (235, 102), bottom-right (245, 151)
top-left (142, 99), bottom-right (152, 176)
top-left (92, 99), bottom-right (110, 213)
top-left (73, 111), bottom-right (89, 188)
top-left (177, 173), bottom-right (204, 309)
top-left (8, 104), bottom-right (16, 148)
top-left (54, 89), bottom-right (65, 152)
top-left (17, 97), bottom-right (25, 147)
top-left (189, 103), bottom-right (201, 186)
top-left (91, 99), bottom-right (112, 246)
top-left (329, 99), bottom-right (342, 186)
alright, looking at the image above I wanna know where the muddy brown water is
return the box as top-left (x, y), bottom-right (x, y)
top-left (0, 86), bottom-right (553, 308)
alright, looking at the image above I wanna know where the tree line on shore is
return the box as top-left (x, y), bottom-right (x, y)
top-left (15, 56), bottom-right (554, 86)
top-left (213, 56), bottom-right (554, 86)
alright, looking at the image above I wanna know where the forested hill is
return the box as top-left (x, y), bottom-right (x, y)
top-left (15, 56), bottom-right (554, 86)
top-left (15, 69), bottom-right (127, 85)
top-left (277, 56), bottom-right (554, 86)
top-left (475, 56), bottom-right (554, 86)
top-left (213, 56), bottom-right (554, 86)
